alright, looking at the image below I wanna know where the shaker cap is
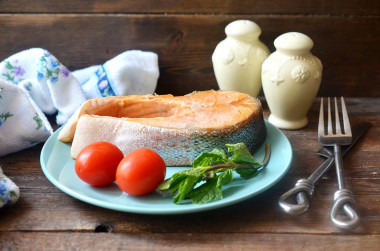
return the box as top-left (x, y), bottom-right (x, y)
top-left (274, 32), bottom-right (314, 53)
top-left (225, 20), bottom-right (262, 38)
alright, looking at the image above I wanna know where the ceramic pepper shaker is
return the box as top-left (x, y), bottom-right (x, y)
top-left (261, 32), bottom-right (323, 129)
top-left (212, 20), bottom-right (270, 98)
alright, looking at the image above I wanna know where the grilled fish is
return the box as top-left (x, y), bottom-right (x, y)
top-left (58, 90), bottom-right (266, 166)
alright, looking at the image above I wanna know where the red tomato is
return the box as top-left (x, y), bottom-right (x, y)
top-left (75, 141), bottom-right (124, 186)
top-left (116, 148), bottom-right (166, 196)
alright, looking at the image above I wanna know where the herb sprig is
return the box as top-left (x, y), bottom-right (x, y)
top-left (157, 142), bottom-right (269, 204)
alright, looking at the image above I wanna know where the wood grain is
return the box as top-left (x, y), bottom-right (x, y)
top-left (0, 15), bottom-right (379, 97)
top-left (0, 0), bottom-right (379, 15)
top-left (0, 1), bottom-right (379, 248)
top-left (1, 232), bottom-right (379, 251)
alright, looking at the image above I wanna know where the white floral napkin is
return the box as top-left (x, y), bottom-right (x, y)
top-left (0, 49), bottom-right (87, 124)
top-left (0, 80), bottom-right (53, 157)
top-left (0, 48), bottom-right (159, 208)
top-left (0, 166), bottom-right (20, 207)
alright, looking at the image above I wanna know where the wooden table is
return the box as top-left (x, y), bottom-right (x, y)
top-left (0, 0), bottom-right (379, 249)
top-left (1, 98), bottom-right (379, 250)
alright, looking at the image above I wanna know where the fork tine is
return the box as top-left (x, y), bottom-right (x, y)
top-left (318, 97), bottom-right (325, 136)
top-left (328, 97), bottom-right (333, 135)
top-left (334, 97), bottom-right (342, 134)
top-left (341, 97), bottom-right (352, 135)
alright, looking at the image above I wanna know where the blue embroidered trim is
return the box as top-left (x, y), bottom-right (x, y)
top-left (95, 66), bottom-right (116, 97)
top-left (103, 64), bottom-right (119, 96)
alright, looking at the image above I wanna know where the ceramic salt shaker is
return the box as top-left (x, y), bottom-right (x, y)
top-left (261, 32), bottom-right (323, 129)
top-left (212, 20), bottom-right (269, 98)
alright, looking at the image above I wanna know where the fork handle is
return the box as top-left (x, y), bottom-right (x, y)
top-left (279, 179), bottom-right (314, 215)
top-left (331, 189), bottom-right (360, 230)
top-left (279, 156), bottom-right (335, 215)
top-left (334, 144), bottom-right (346, 189)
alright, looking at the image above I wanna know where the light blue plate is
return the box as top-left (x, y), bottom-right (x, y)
top-left (40, 121), bottom-right (292, 215)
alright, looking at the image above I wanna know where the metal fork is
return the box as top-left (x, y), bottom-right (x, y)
top-left (319, 97), bottom-right (359, 230)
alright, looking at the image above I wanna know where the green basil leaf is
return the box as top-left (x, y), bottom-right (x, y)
top-left (235, 168), bottom-right (259, 179)
top-left (192, 148), bottom-right (229, 167)
top-left (158, 166), bottom-right (210, 204)
top-left (158, 142), bottom-right (266, 204)
top-left (190, 169), bottom-right (234, 204)
top-left (226, 143), bottom-right (262, 168)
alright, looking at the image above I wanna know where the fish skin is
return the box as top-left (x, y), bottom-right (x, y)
top-left (159, 116), bottom-right (267, 166)
top-left (71, 112), bottom-right (267, 166)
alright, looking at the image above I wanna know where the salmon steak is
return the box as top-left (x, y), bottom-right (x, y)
top-left (58, 90), bottom-right (267, 166)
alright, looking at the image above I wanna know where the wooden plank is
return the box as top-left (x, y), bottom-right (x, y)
top-left (1, 232), bottom-right (380, 250)
top-left (0, 182), bottom-right (379, 233)
top-left (0, 15), bottom-right (379, 97)
top-left (1, 156), bottom-right (379, 231)
top-left (0, 0), bottom-right (379, 15)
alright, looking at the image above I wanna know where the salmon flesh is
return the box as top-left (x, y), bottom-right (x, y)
top-left (58, 90), bottom-right (267, 166)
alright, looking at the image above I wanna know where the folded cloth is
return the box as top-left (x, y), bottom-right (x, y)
top-left (75, 50), bottom-right (159, 99)
top-left (0, 80), bottom-right (53, 157)
top-left (0, 48), bottom-right (88, 124)
top-left (0, 48), bottom-right (159, 125)
top-left (0, 48), bottom-right (159, 157)
top-left (0, 166), bottom-right (20, 207)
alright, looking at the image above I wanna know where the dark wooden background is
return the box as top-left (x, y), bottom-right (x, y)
top-left (0, 0), bottom-right (379, 97)
top-left (1, 1), bottom-right (380, 249)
